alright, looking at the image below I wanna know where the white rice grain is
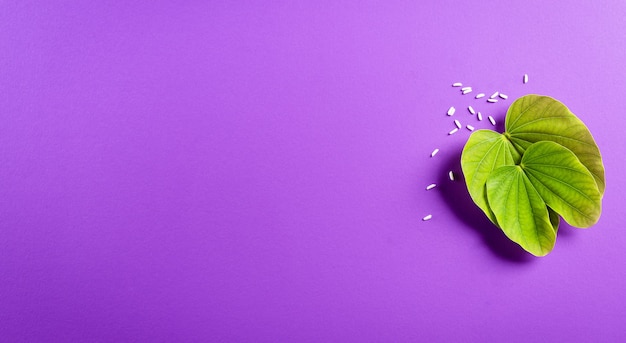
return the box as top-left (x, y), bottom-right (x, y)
top-left (490, 91), bottom-right (499, 99)
top-left (468, 106), bottom-right (475, 114)
top-left (475, 93), bottom-right (485, 99)
top-left (447, 106), bottom-right (455, 116)
top-left (452, 82), bottom-right (463, 87)
top-left (454, 119), bottom-right (461, 128)
top-left (426, 183), bottom-right (436, 190)
top-left (449, 171), bottom-right (454, 181)
top-left (461, 87), bottom-right (472, 91)
top-left (422, 214), bottom-right (432, 221)
top-left (448, 128), bottom-right (459, 135)
top-left (524, 74), bottom-right (528, 84)
top-left (488, 116), bottom-right (496, 126)
top-left (487, 98), bottom-right (498, 103)
top-left (466, 125), bottom-right (475, 131)
top-left (499, 93), bottom-right (508, 99)
top-left (477, 112), bottom-right (483, 121)
top-left (462, 89), bottom-right (472, 94)
top-left (431, 148), bottom-right (439, 157)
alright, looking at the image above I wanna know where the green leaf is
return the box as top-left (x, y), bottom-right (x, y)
top-left (486, 166), bottom-right (556, 257)
top-left (459, 95), bottom-right (604, 256)
top-left (505, 95), bottom-right (605, 195)
top-left (521, 141), bottom-right (602, 228)
top-left (548, 208), bottom-right (560, 234)
top-left (461, 130), bottom-right (521, 225)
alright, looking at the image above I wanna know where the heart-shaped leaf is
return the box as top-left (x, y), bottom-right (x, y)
top-left (505, 95), bottom-right (605, 195)
top-left (486, 165), bottom-right (556, 257)
top-left (461, 130), bottom-right (521, 226)
top-left (521, 141), bottom-right (602, 228)
top-left (460, 95), bottom-right (603, 256)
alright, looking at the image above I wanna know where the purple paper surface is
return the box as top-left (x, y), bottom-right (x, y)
top-left (1, 1), bottom-right (626, 342)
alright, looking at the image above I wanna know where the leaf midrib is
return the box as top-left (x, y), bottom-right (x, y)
top-left (525, 168), bottom-right (597, 221)
top-left (510, 132), bottom-right (599, 149)
top-left (468, 137), bottom-right (505, 192)
top-left (507, 115), bottom-right (575, 133)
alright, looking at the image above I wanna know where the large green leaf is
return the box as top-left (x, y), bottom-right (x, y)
top-left (486, 166), bottom-right (556, 257)
top-left (505, 95), bottom-right (605, 195)
top-left (461, 130), bottom-right (521, 225)
top-left (459, 95), bottom-right (603, 256)
top-left (521, 141), bottom-right (602, 228)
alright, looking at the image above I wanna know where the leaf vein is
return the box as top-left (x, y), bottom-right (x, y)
top-left (507, 97), bottom-right (542, 129)
top-left (510, 132), bottom-right (598, 148)
top-left (526, 170), bottom-right (596, 220)
top-left (508, 115), bottom-right (574, 133)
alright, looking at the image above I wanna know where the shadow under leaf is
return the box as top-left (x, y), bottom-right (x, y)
top-left (437, 149), bottom-right (534, 263)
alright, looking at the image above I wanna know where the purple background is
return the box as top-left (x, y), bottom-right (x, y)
top-left (1, 1), bottom-right (625, 342)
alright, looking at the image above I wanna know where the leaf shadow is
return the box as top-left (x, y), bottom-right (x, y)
top-left (437, 150), bottom-right (535, 263)
top-left (553, 218), bottom-right (577, 239)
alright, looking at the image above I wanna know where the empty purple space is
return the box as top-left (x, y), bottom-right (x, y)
top-left (1, 1), bottom-right (625, 342)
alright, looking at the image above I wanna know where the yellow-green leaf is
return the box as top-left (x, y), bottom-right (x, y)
top-left (461, 130), bottom-right (521, 226)
top-left (505, 94), bottom-right (605, 195)
top-left (486, 166), bottom-right (556, 257)
top-left (521, 141), bottom-right (602, 228)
